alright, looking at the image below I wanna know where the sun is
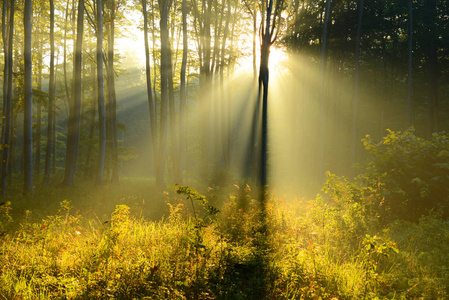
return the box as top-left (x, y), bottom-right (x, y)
top-left (269, 45), bottom-right (288, 70)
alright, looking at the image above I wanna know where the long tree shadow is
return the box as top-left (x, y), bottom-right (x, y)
top-left (208, 184), bottom-right (273, 299)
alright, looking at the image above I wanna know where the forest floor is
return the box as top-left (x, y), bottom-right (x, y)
top-left (0, 177), bottom-right (448, 299)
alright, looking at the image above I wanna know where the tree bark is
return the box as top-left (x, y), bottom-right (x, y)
top-left (351, 0), bottom-right (363, 171)
top-left (23, 0), bottom-right (34, 195)
top-left (142, 0), bottom-right (157, 178)
top-left (96, 0), bottom-right (106, 185)
top-left (157, 0), bottom-right (170, 187)
top-left (107, 0), bottom-right (119, 183)
top-left (1, 0), bottom-right (14, 196)
top-left (406, 0), bottom-right (413, 128)
top-left (44, 0), bottom-right (55, 186)
top-left (318, 0), bottom-right (331, 177)
top-left (426, 0), bottom-right (438, 135)
top-left (64, 0), bottom-right (84, 186)
top-left (179, 0), bottom-right (188, 184)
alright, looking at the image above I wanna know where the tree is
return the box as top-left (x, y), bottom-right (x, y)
top-left (258, 0), bottom-right (284, 189)
top-left (1, 0), bottom-right (14, 196)
top-left (318, 0), bottom-right (332, 177)
top-left (406, 0), bottom-right (413, 128)
top-left (156, 0), bottom-right (170, 187)
top-left (142, 0), bottom-right (157, 180)
top-left (179, 0), bottom-right (188, 183)
top-left (64, 0), bottom-right (84, 186)
top-left (351, 0), bottom-right (364, 169)
top-left (44, 0), bottom-right (55, 186)
top-left (106, 0), bottom-right (119, 183)
top-left (96, 0), bottom-right (107, 185)
top-left (23, 0), bottom-right (34, 195)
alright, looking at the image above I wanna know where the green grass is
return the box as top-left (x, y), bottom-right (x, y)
top-left (0, 180), bottom-right (448, 299)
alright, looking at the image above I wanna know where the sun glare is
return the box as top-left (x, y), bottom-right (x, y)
top-left (269, 46), bottom-right (288, 70)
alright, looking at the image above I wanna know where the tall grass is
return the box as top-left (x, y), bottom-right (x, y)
top-left (0, 181), bottom-right (448, 299)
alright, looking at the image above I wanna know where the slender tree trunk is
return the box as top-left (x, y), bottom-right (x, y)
top-left (259, 0), bottom-right (273, 188)
top-left (351, 0), bottom-right (363, 171)
top-left (1, 0), bottom-right (14, 196)
top-left (151, 0), bottom-right (158, 108)
top-left (318, 0), bottom-right (331, 177)
top-left (1, 0), bottom-right (8, 153)
top-left (35, 47), bottom-right (43, 176)
top-left (64, 0), bottom-right (84, 186)
top-left (142, 0), bottom-right (157, 177)
top-left (63, 1), bottom-right (71, 103)
top-left (426, 0), bottom-right (438, 135)
top-left (157, 0), bottom-right (170, 187)
top-left (107, 0), bottom-right (119, 183)
top-left (179, 0), bottom-right (188, 184)
top-left (220, 0), bottom-right (231, 168)
top-left (406, 0), bottom-right (413, 128)
top-left (199, 0), bottom-right (213, 177)
top-left (96, 0), bottom-right (106, 185)
top-left (23, 0), bottom-right (34, 195)
top-left (44, 0), bottom-right (55, 186)
top-left (167, 37), bottom-right (180, 182)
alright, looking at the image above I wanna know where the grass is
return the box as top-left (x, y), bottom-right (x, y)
top-left (0, 179), bottom-right (448, 299)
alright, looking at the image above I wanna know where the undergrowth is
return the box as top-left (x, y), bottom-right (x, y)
top-left (0, 181), bottom-right (448, 299)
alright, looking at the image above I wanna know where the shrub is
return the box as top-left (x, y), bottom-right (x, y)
top-left (360, 128), bottom-right (449, 221)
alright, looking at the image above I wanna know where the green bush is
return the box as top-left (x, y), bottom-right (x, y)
top-left (360, 128), bottom-right (449, 221)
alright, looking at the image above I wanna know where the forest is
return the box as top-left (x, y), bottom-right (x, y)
top-left (1, 0), bottom-right (449, 298)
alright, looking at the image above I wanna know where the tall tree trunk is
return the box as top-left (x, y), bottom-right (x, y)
top-left (142, 0), bottom-right (157, 178)
top-left (1, 0), bottom-right (8, 153)
top-left (157, 0), bottom-right (170, 187)
top-left (1, 0), bottom-right (14, 196)
top-left (406, 0), bottom-right (413, 128)
top-left (107, 0), bottom-right (119, 183)
top-left (426, 0), bottom-right (438, 135)
top-left (220, 0), bottom-right (231, 168)
top-left (179, 0), bottom-right (188, 184)
top-left (351, 0), bottom-right (363, 171)
top-left (44, 0), bottom-right (55, 186)
top-left (318, 0), bottom-right (331, 177)
top-left (63, 0), bottom-right (71, 103)
top-left (257, 0), bottom-right (283, 198)
top-left (35, 45), bottom-right (43, 176)
top-left (23, 0), bottom-right (34, 195)
top-left (64, 0), bottom-right (84, 186)
top-left (198, 0), bottom-right (213, 177)
top-left (96, 0), bottom-right (106, 185)
top-left (167, 37), bottom-right (180, 182)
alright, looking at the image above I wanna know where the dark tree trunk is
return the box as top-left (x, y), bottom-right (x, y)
top-left (23, 0), bottom-right (34, 195)
top-left (220, 0), bottom-right (231, 168)
top-left (64, 0), bottom-right (84, 186)
top-left (426, 0), bottom-right (438, 135)
top-left (96, 0), bottom-right (106, 185)
top-left (318, 0), bottom-right (332, 177)
top-left (406, 0), bottom-right (413, 128)
top-left (167, 38), bottom-right (180, 182)
top-left (63, 0), bottom-right (71, 103)
top-left (142, 0), bottom-right (157, 178)
top-left (44, 0), bottom-right (55, 186)
top-left (157, 0), bottom-right (170, 187)
top-left (179, 0), bottom-right (188, 184)
top-left (1, 0), bottom-right (14, 196)
top-left (351, 0), bottom-right (363, 171)
top-left (107, 0), bottom-right (119, 183)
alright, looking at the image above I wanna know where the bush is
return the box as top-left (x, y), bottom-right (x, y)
top-left (360, 128), bottom-right (449, 221)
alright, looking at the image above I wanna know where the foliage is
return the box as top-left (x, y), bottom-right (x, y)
top-left (360, 128), bottom-right (449, 221)
top-left (1, 181), bottom-right (449, 299)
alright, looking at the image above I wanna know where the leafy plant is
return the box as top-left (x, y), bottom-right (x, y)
top-left (361, 128), bottom-right (449, 221)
